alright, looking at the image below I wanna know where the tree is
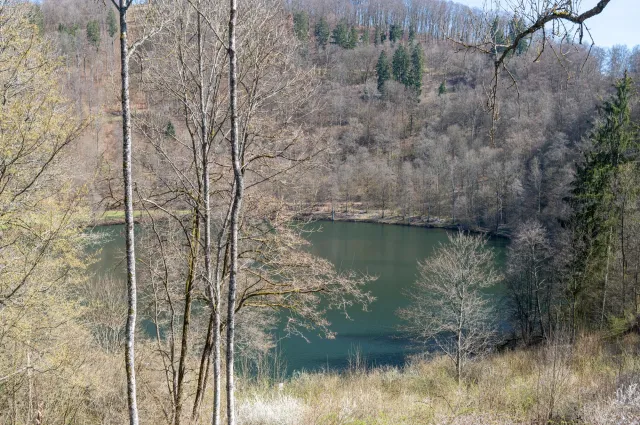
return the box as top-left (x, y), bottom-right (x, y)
top-left (331, 19), bottom-right (349, 48)
top-left (347, 26), bottom-right (358, 49)
top-left (569, 73), bottom-right (638, 333)
top-left (392, 44), bottom-right (410, 85)
top-left (86, 19), bottom-right (100, 50)
top-left (389, 23), bottom-right (402, 44)
top-left (293, 10), bottom-right (309, 41)
top-left (506, 221), bottom-right (552, 344)
top-left (107, 7), bottom-right (117, 38)
top-left (438, 80), bottom-right (447, 96)
top-left (373, 26), bottom-right (381, 46)
top-left (376, 50), bottom-right (390, 93)
top-left (314, 17), bottom-right (329, 49)
top-left (398, 232), bottom-right (500, 383)
top-left (0, 3), bottom-right (89, 421)
top-left (408, 43), bottom-right (424, 95)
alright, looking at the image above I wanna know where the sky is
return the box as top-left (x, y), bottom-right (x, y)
top-left (455, 0), bottom-right (640, 48)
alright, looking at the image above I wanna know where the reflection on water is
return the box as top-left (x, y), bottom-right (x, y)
top-left (88, 221), bottom-right (508, 375)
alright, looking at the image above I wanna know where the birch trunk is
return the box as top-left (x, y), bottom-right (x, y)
top-left (117, 2), bottom-right (139, 424)
top-left (226, 0), bottom-right (244, 419)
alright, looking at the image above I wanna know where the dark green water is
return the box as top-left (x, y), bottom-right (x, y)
top-left (88, 221), bottom-right (508, 374)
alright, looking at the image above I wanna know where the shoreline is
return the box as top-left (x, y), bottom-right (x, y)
top-left (296, 211), bottom-right (512, 239)
top-left (91, 209), bottom-right (512, 239)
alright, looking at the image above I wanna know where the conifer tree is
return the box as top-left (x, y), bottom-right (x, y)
top-left (374, 26), bottom-right (381, 46)
top-left (293, 11), bottom-right (309, 41)
top-left (331, 19), bottom-right (349, 48)
top-left (376, 50), bottom-right (390, 93)
top-left (314, 17), bottom-right (330, 49)
top-left (569, 73), bottom-right (638, 333)
top-left (392, 44), bottom-right (410, 85)
top-left (86, 20), bottom-right (100, 51)
top-left (107, 8), bottom-right (117, 38)
top-left (347, 27), bottom-right (358, 49)
top-left (389, 23), bottom-right (403, 44)
top-left (409, 43), bottom-right (424, 95)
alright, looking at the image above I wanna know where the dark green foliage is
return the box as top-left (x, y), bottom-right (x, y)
top-left (374, 26), bottom-right (382, 46)
top-left (58, 23), bottom-right (80, 37)
top-left (392, 45), bottom-right (410, 85)
top-left (314, 17), bottom-right (330, 49)
top-left (293, 11), bottom-right (309, 41)
top-left (376, 50), bottom-right (391, 93)
top-left (165, 121), bottom-right (176, 139)
top-left (380, 30), bottom-right (387, 44)
top-left (347, 27), bottom-right (358, 49)
top-left (361, 28), bottom-right (370, 45)
top-left (331, 20), bottom-right (350, 48)
top-left (408, 25), bottom-right (416, 43)
top-left (438, 81), bottom-right (447, 96)
top-left (86, 20), bottom-right (100, 50)
top-left (491, 18), bottom-right (507, 54)
top-left (107, 8), bottom-right (118, 38)
top-left (389, 24), bottom-right (403, 44)
top-left (508, 17), bottom-right (529, 55)
top-left (408, 44), bottom-right (424, 95)
top-left (569, 74), bottom-right (638, 326)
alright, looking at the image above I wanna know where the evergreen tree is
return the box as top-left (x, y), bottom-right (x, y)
top-left (438, 80), bottom-right (447, 96)
top-left (569, 73), bottom-right (638, 331)
top-left (86, 20), bottom-right (100, 51)
top-left (293, 11), bottom-right (309, 41)
top-left (347, 27), bottom-right (358, 49)
top-left (392, 45), bottom-right (410, 85)
top-left (331, 20), bottom-right (349, 48)
top-left (374, 26), bottom-right (381, 46)
top-left (408, 44), bottom-right (425, 95)
top-left (389, 24), bottom-right (403, 44)
top-left (376, 50), bottom-right (391, 93)
top-left (107, 8), bottom-right (117, 38)
top-left (165, 121), bottom-right (176, 139)
top-left (380, 29), bottom-right (387, 44)
top-left (408, 24), bottom-right (416, 43)
top-left (491, 18), bottom-right (507, 54)
top-left (361, 28), bottom-right (370, 45)
top-left (314, 17), bottom-right (330, 49)
top-left (508, 17), bottom-right (529, 55)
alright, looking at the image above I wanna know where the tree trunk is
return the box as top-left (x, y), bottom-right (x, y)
top-left (226, 0), bottom-right (243, 422)
top-left (118, 3), bottom-right (139, 425)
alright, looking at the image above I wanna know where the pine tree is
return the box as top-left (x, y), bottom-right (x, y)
top-left (361, 28), bottom-right (370, 45)
top-left (107, 8), bottom-right (117, 38)
top-left (165, 121), bottom-right (176, 138)
top-left (293, 11), bottom-right (309, 41)
top-left (438, 81), bottom-right (447, 96)
top-left (408, 25), bottom-right (416, 43)
top-left (392, 45), bottom-right (410, 85)
top-left (331, 20), bottom-right (349, 48)
top-left (347, 27), bottom-right (358, 49)
top-left (389, 24), bottom-right (403, 44)
top-left (374, 26), bottom-right (381, 46)
top-left (86, 20), bottom-right (100, 51)
top-left (570, 73), bottom-right (638, 331)
top-left (491, 18), bottom-right (507, 54)
top-left (314, 17), bottom-right (330, 49)
top-left (376, 50), bottom-right (390, 93)
top-left (408, 44), bottom-right (424, 95)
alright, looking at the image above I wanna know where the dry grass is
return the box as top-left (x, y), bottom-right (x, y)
top-left (239, 334), bottom-right (640, 425)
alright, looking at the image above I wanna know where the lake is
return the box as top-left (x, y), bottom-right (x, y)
top-left (88, 221), bottom-right (508, 374)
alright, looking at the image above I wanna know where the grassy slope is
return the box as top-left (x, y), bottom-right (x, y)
top-left (237, 335), bottom-right (640, 425)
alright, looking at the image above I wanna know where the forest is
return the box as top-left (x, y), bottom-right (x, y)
top-left (1, 0), bottom-right (640, 423)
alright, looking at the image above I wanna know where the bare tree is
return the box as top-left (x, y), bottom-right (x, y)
top-left (398, 232), bottom-right (501, 383)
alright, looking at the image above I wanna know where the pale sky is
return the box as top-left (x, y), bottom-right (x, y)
top-left (455, 0), bottom-right (640, 48)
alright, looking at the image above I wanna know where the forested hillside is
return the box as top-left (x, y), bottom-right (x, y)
top-left (2, 0), bottom-right (640, 423)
